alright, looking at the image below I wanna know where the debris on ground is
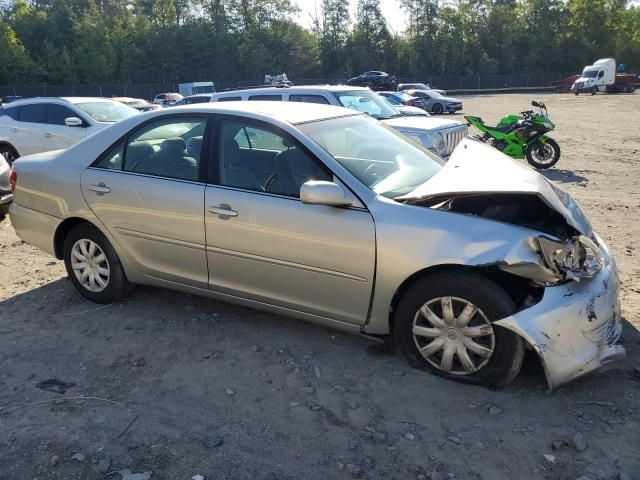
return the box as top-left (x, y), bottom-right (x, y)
top-left (35, 378), bottom-right (76, 394)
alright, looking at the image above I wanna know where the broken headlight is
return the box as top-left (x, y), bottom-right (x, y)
top-left (537, 235), bottom-right (604, 281)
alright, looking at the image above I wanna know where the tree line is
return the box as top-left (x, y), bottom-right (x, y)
top-left (1, 0), bottom-right (639, 86)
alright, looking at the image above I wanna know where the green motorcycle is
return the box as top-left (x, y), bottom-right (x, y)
top-left (465, 101), bottom-right (560, 169)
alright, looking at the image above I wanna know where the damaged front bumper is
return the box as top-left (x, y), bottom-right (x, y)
top-left (495, 235), bottom-right (625, 390)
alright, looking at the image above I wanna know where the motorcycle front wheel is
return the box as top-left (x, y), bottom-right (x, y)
top-left (525, 138), bottom-right (560, 169)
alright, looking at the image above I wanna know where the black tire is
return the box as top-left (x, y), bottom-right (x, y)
top-left (393, 271), bottom-right (524, 389)
top-left (630, 85), bottom-right (636, 93)
top-left (63, 223), bottom-right (132, 303)
top-left (0, 144), bottom-right (18, 166)
top-left (432, 103), bottom-right (444, 114)
top-left (0, 202), bottom-right (9, 219)
top-left (574, 90), bottom-right (579, 95)
top-left (591, 86), bottom-right (597, 95)
top-left (525, 137), bottom-right (561, 169)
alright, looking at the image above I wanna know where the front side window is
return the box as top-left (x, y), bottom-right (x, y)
top-left (94, 117), bottom-right (206, 181)
top-left (300, 114), bottom-right (443, 199)
top-left (218, 119), bottom-right (331, 197)
top-left (47, 104), bottom-right (79, 125)
top-left (75, 101), bottom-right (139, 123)
top-left (217, 96), bottom-right (241, 102)
top-left (18, 104), bottom-right (46, 123)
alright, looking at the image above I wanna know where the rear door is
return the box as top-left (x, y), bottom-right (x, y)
top-left (81, 114), bottom-right (210, 288)
top-left (15, 103), bottom-right (48, 155)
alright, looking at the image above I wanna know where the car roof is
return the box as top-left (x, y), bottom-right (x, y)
top-left (4, 97), bottom-right (118, 107)
top-left (215, 85), bottom-right (369, 96)
top-left (166, 101), bottom-right (359, 125)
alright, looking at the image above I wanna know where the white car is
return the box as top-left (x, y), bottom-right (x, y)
top-left (0, 97), bottom-right (139, 164)
top-left (153, 93), bottom-right (184, 106)
top-left (209, 86), bottom-right (468, 158)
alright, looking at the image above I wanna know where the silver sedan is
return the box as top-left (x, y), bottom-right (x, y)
top-left (0, 153), bottom-right (12, 217)
top-left (9, 102), bottom-right (624, 390)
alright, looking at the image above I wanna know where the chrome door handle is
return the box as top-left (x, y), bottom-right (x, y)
top-left (208, 205), bottom-right (238, 217)
top-left (88, 183), bottom-right (111, 194)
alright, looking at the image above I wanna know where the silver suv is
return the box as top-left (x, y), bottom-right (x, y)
top-left (209, 86), bottom-right (468, 158)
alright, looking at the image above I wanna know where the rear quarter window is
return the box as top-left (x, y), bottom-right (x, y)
top-left (248, 95), bottom-right (282, 101)
top-left (289, 95), bottom-right (331, 105)
top-left (18, 104), bottom-right (46, 123)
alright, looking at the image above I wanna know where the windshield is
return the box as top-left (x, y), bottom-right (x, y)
top-left (582, 70), bottom-right (598, 78)
top-left (76, 101), bottom-right (139, 123)
top-left (300, 114), bottom-right (444, 198)
top-left (425, 90), bottom-right (444, 99)
top-left (332, 90), bottom-right (400, 120)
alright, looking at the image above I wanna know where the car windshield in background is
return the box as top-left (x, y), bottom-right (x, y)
top-left (76, 102), bottom-right (139, 123)
top-left (300, 114), bottom-right (444, 198)
top-left (332, 90), bottom-right (400, 120)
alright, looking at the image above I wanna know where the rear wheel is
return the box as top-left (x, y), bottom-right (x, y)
top-left (432, 103), bottom-right (443, 114)
top-left (525, 138), bottom-right (560, 169)
top-left (0, 203), bottom-right (9, 219)
top-left (63, 223), bottom-right (132, 303)
top-left (393, 271), bottom-right (524, 389)
top-left (0, 145), bottom-right (18, 166)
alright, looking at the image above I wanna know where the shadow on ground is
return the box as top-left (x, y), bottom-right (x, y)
top-left (0, 280), bottom-right (638, 480)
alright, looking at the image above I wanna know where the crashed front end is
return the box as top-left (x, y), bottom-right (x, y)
top-left (496, 233), bottom-right (624, 390)
top-left (399, 139), bottom-right (625, 389)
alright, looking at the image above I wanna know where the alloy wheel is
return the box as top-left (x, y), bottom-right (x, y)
top-left (412, 296), bottom-right (495, 375)
top-left (71, 239), bottom-right (110, 293)
top-left (531, 143), bottom-right (556, 165)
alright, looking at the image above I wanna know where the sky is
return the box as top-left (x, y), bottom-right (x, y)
top-left (294, 0), bottom-right (407, 36)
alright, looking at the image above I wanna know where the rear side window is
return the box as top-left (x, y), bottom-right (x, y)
top-left (123, 118), bottom-right (206, 181)
top-left (47, 104), bottom-right (78, 125)
top-left (1, 106), bottom-right (20, 120)
top-left (289, 95), bottom-right (331, 105)
top-left (217, 96), bottom-right (241, 102)
top-left (18, 104), bottom-right (46, 123)
top-left (248, 95), bottom-right (282, 101)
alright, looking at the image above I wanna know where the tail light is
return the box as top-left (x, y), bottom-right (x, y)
top-left (9, 170), bottom-right (17, 192)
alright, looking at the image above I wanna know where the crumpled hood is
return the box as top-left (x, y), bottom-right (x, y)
top-left (398, 138), bottom-right (592, 235)
top-left (382, 115), bottom-right (464, 132)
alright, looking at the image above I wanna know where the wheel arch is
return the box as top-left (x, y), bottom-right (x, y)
top-left (388, 264), bottom-right (540, 330)
top-left (53, 217), bottom-right (95, 259)
top-left (0, 141), bottom-right (19, 156)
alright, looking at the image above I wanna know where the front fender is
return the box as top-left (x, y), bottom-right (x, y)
top-left (364, 198), bottom-right (552, 335)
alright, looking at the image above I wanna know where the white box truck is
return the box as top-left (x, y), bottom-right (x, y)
top-left (178, 82), bottom-right (215, 97)
top-left (571, 58), bottom-right (638, 94)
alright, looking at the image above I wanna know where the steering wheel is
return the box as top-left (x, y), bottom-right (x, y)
top-left (364, 163), bottom-right (384, 182)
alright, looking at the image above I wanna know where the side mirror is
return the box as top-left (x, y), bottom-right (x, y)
top-left (531, 101), bottom-right (540, 108)
top-left (300, 181), bottom-right (352, 207)
top-left (65, 117), bottom-right (83, 127)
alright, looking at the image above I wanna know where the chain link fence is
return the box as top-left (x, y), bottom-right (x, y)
top-left (1, 73), bottom-right (580, 100)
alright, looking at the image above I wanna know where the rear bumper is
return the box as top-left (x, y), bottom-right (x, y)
top-left (9, 203), bottom-right (60, 257)
top-left (0, 189), bottom-right (12, 205)
top-left (495, 235), bottom-right (625, 390)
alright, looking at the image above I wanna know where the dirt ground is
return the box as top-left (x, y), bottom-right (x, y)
top-left (0, 93), bottom-right (639, 480)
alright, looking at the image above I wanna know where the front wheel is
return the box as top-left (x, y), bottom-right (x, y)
top-left (432, 103), bottom-right (443, 114)
top-left (591, 86), bottom-right (597, 95)
top-left (525, 138), bottom-right (560, 169)
top-left (63, 223), bottom-right (132, 303)
top-left (393, 271), bottom-right (525, 389)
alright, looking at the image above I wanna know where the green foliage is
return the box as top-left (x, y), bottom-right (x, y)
top-left (0, 0), bottom-right (638, 85)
